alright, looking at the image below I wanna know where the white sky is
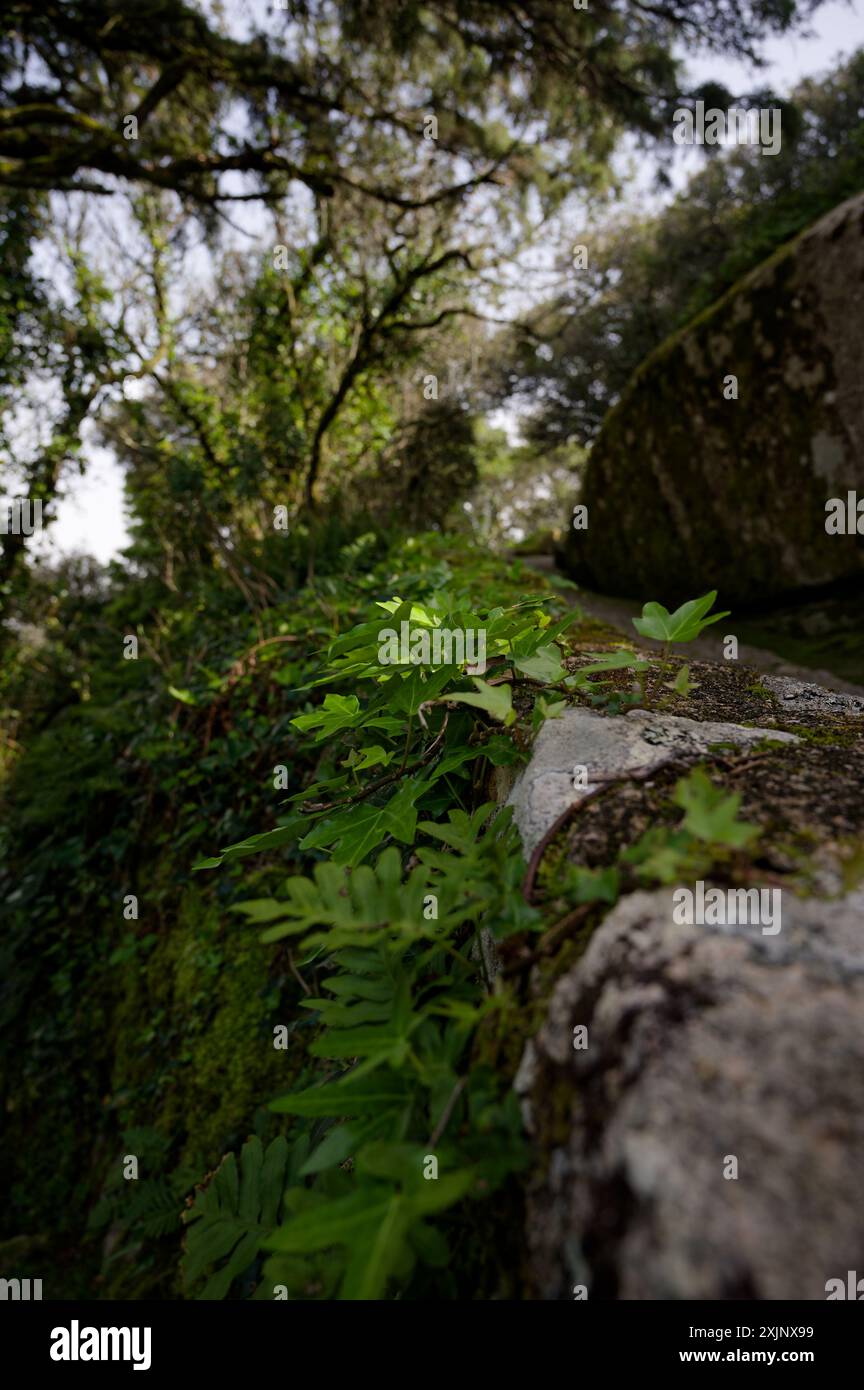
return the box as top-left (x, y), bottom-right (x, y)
top-left (29, 0), bottom-right (864, 564)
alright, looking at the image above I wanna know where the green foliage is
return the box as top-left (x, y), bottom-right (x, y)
top-left (672, 767), bottom-right (761, 850)
top-left (667, 665), bottom-right (698, 697)
top-left (199, 587), bottom-right (572, 874)
top-left (182, 1137), bottom-right (290, 1300)
top-left (552, 765), bottom-right (762, 919)
top-left (632, 591), bottom-right (730, 644)
top-left (86, 1128), bottom-right (199, 1296)
top-left (622, 767), bottom-right (761, 884)
top-left (1, 527), bottom-right (578, 1299)
top-left (186, 557), bottom-right (586, 1298)
top-left (265, 1144), bottom-right (477, 1301)
top-left (562, 864), bottom-right (621, 906)
top-left (446, 678), bottom-right (516, 725)
top-left (3, 0), bottom-right (798, 213)
top-left (566, 648), bottom-right (652, 713)
top-left (190, 809), bottom-right (539, 1300)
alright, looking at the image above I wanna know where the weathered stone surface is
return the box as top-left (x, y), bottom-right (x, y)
top-left (563, 192), bottom-right (864, 606)
top-left (762, 673), bottom-right (864, 716)
top-left (519, 886), bottom-right (864, 1301)
top-left (512, 668), bottom-right (864, 1300)
top-left (507, 705), bottom-right (797, 855)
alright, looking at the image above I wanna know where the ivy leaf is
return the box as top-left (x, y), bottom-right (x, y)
top-left (513, 644), bottom-right (565, 683)
top-left (483, 734), bottom-right (523, 765)
top-left (673, 767), bottom-right (760, 848)
top-left (386, 663), bottom-right (454, 715)
top-left (632, 591), bottom-right (730, 644)
top-left (572, 649), bottom-right (650, 677)
top-left (418, 803), bottom-right (498, 852)
top-left (564, 864), bottom-right (620, 905)
top-left (667, 664), bottom-right (698, 696)
top-left (291, 693), bottom-right (401, 741)
top-left (622, 827), bottom-right (694, 883)
top-left (426, 744), bottom-right (482, 782)
top-left (344, 745), bottom-right (394, 771)
top-left (374, 598), bottom-right (439, 626)
top-left (445, 678), bottom-right (515, 725)
top-left (193, 815), bottom-right (308, 869)
top-left (291, 692), bottom-right (363, 735)
top-left (535, 696), bottom-right (566, 724)
top-left (299, 777), bottom-right (426, 865)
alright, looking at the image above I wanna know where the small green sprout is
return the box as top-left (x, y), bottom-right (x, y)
top-left (632, 590), bottom-right (730, 645)
top-left (633, 591), bottom-right (730, 700)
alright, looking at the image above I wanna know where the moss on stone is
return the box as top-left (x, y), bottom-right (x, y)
top-left (564, 195), bottom-right (864, 606)
top-left (110, 880), bottom-right (297, 1174)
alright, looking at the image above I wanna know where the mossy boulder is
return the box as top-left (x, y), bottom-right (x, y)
top-left (563, 192), bottom-right (864, 606)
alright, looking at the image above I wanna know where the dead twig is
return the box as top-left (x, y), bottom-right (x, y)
top-left (427, 1077), bottom-right (467, 1149)
top-left (287, 949), bottom-right (312, 997)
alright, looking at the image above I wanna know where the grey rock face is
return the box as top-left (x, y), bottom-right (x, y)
top-left (521, 887), bottom-right (864, 1301)
top-left (762, 674), bottom-right (864, 716)
top-left (508, 705), bottom-right (796, 855)
top-left (562, 192), bottom-right (864, 605)
top-left (513, 680), bottom-right (864, 1300)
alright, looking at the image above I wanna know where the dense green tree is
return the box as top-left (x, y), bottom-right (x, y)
top-left (0, 0), bottom-right (824, 600)
top-left (1, 0), bottom-right (813, 204)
